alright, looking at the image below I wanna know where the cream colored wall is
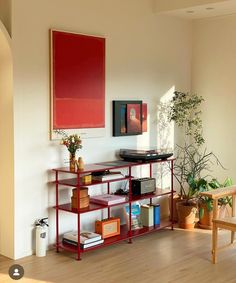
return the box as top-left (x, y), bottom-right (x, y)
top-left (0, 20), bottom-right (14, 258)
top-left (0, 0), bottom-right (12, 36)
top-left (11, 0), bottom-right (192, 259)
top-left (192, 14), bottom-right (236, 182)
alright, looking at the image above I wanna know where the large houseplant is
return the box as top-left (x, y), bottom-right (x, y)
top-left (167, 91), bottom-right (221, 228)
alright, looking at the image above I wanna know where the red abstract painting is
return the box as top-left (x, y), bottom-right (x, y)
top-left (51, 30), bottom-right (105, 130)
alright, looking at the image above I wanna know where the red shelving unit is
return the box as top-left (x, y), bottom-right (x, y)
top-left (52, 158), bottom-right (175, 260)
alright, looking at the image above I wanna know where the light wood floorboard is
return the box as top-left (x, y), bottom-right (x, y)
top-left (1, 228), bottom-right (236, 283)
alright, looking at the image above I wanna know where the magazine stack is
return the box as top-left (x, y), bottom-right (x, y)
top-left (63, 231), bottom-right (104, 249)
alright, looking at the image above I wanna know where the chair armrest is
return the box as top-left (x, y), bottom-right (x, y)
top-left (200, 185), bottom-right (236, 199)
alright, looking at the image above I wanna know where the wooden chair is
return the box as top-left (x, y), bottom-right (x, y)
top-left (200, 186), bottom-right (236, 263)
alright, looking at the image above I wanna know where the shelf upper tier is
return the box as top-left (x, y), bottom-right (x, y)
top-left (56, 176), bottom-right (130, 187)
top-left (52, 158), bottom-right (175, 175)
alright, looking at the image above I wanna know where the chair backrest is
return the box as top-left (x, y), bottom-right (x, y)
top-left (200, 185), bottom-right (236, 219)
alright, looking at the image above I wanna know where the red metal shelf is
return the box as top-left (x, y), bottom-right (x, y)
top-left (131, 188), bottom-right (175, 202)
top-left (53, 158), bottom-right (175, 260)
top-left (52, 158), bottom-right (175, 175)
top-left (54, 200), bottom-right (130, 214)
top-left (54, 188), bottom-right (174, 214)
top-left (52, 161), bottom-right (138, 175)
top-left (56, 176), bottom-right (130, 187)
top-left (57, 219), bottom-right (172, 254)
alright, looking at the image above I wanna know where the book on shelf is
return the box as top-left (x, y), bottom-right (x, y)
top-left (91, 170), bottom-right (124, 181)
top-left (90, 194), bottom-right (127, 205)
top-left (140, 204), bottom-right (154, 227)
top-left (124, 203), bottom-right (143, 230)
top-left (62, 238), bottom-right (104, 249)
top-left (63, 231), bottom-right (102, 244)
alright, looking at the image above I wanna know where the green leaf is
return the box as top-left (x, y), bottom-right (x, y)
top-left (199, 207), bottom-right (204, 219)
top-left (223, 177), bottom-right (233, 187)
top-left (209, 178), bottom-right (221, 189)
top-left (206, 200), bottom-right (213, 212)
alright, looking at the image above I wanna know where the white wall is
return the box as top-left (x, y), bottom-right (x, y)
top-left (11, 0), bottom-right (192, 259)
top-left (192, 14), bottom-right (236, 183)
top-left (0, 20), bottom-right (14, 259)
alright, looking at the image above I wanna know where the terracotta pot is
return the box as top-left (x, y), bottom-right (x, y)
top-left (198, 203), bottom-right (213, 229)
top-left (198, 203), bottom-right (232, 229)
top-left (177, 201), bottom-right (197, 229)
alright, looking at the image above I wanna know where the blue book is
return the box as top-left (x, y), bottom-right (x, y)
top-left (153, 204), bottom-right (160, 225)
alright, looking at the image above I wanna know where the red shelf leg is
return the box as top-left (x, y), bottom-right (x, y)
top-left (56, 171), bottom-right (59, 252)
top-left (77, 173), bottom-right (81, 260)
top-left (171, 159), bottom-right (174, 230)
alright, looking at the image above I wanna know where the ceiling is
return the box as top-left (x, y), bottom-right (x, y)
top-left (155, 0), bottom-right (236, 20)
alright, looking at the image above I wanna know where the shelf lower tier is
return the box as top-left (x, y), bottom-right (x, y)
top-left (56, 219), bottom-right (172, 254)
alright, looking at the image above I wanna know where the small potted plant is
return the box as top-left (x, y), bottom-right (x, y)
top-left (55, 130), bottom-right (82, 171)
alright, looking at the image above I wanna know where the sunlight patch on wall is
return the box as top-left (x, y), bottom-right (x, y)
top-left (157, 86), bottom-right (175, 151)
top-left (156, 86), bottom-right (175, 190)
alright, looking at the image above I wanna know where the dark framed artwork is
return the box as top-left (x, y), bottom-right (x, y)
top-left (113, 100), bottom-right (142, 136)
top-left (50, 29), bottom-right (105, 139)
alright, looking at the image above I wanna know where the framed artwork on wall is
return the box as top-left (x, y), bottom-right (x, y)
top-left (50, 29), bottom-right (105, 139)
top-left (113, 100), bottom-right (143, 136)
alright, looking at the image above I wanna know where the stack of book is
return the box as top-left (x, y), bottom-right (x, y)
top-left (63, 231), bottom-right (104, 249)
top-left (91, 170), bottom-right (124, 181)
top-left (90, 194), bottom-right (126, 205)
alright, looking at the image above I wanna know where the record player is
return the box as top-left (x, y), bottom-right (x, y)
top-left (119, 148), bottom-right (173, 162)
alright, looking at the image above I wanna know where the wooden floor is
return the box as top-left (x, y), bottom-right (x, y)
top-left (1, 228), bottom-right (236, 283)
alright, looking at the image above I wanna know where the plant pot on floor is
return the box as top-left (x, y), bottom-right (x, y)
top-left (198, 203), bottom-right (232, 230)
top-left (177, 201), bottom-right (197, 229)
top-left (198, 202), bottom-right (213, 229)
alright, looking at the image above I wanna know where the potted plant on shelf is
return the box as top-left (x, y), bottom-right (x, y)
top-left (54, 130), bottom-right (82, 171)
top-left (167, 91), bottom-right (222, 229)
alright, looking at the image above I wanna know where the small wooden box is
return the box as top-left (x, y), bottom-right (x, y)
top-left (72, 187), bottom-right (88, 198)
top-left (95, 218), bottom-right (120, 239)
top-left (81, 175), bottom-right (92, 184)
top-left (71, 196), bottom-right (89, 209)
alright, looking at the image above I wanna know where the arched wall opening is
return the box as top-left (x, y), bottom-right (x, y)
top-left (0, 20), bottom-right (14, 259)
